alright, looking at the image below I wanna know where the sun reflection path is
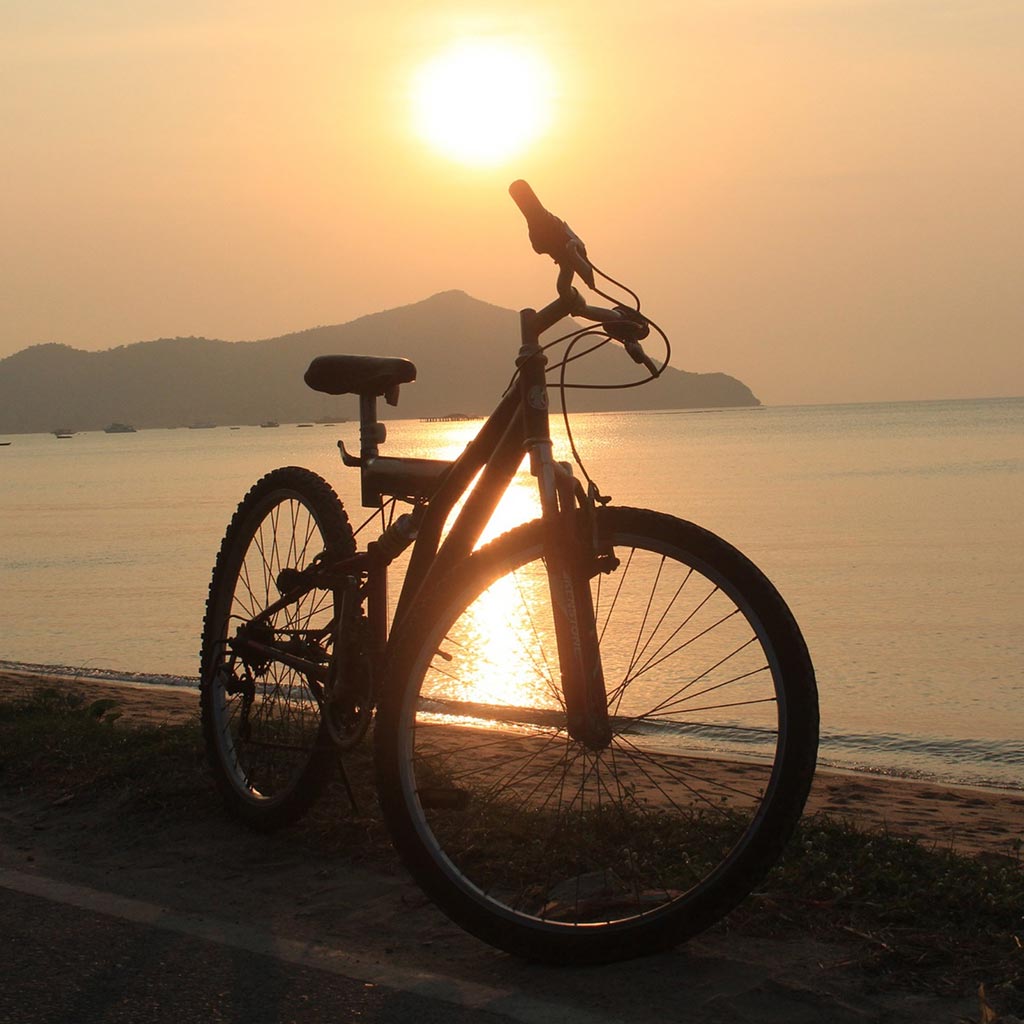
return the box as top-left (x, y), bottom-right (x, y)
top-left (431, 560), bottom-right (559, 711)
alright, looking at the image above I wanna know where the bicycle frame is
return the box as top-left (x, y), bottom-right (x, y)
top-left (403, 314), bottom-right (565, 588)
top-left (235, 287), bottom-right (614, 748)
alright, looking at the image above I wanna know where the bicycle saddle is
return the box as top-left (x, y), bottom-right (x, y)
top-left (304, 355), bottom-right (417, 397)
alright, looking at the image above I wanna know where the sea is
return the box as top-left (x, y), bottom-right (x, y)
top-left (1, 397), bottom-right (1021, 790)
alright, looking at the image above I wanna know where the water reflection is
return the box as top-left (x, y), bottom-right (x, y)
top-left (418, 529), bottom-right (781, 767)
top-left (432, 561), bottom-right (558, 710)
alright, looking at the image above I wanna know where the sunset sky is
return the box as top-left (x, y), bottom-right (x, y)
top-left (2, 1), bottom-right (1021, 405)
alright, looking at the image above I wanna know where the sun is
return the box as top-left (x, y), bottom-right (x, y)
top-left (412, 40), bottom-right (553, 166)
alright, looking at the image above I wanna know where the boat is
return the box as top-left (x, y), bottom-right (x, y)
top-left (260, 421), bottom-right (280, 428)
top-left (104, 423), bottom-right (136, 434)
top-left (0, 441), bottom-right (10, 447)
top-left (296, 423), bottom-right (314, 428)
top-left (53, 429), bottom-right (75, 438)
top-left (189, 422), bottom-right (216, 429)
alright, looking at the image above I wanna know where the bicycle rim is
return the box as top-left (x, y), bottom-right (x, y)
top-left (201, 467), bottom-right (352, 826)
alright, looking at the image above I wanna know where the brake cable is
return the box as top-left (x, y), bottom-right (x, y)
top-left (502, 261), bottom-right (673, 502)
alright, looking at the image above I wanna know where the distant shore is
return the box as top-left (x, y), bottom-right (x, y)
top-left (1, 664), bottom-right (1020, 861)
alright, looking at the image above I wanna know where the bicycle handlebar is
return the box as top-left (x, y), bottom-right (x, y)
top-left (508, 180), bottom-right (564, 258)
top-left (508, 180), bottom-right (595, 289)
top-left (509, 180), bottom-right (662, 378)
top-left (577, 303), bottom-right (661, 378)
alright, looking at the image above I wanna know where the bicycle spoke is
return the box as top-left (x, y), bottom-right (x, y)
top-left (628, 635), bottom-right (761, 721)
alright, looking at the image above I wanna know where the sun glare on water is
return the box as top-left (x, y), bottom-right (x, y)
top-left (412, 40), bottom-right (554, 166)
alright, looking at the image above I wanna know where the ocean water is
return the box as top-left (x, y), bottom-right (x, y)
top-left (1, 397), bottom-right (1021, 789)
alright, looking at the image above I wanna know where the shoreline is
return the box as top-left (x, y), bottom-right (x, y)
top-left (0, 659), bottom-right (197, 691)
top-left (1, 659), bottom-right (1019, 793)
top-left (1, 665), bottom-right (1021, 860)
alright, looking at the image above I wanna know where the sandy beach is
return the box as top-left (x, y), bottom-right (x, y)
top-left (2, 665), bottom-right (1021, 860)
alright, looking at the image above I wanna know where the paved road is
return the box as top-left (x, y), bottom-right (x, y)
top-left (0, 872), bottom-right (583, 1024)
top-left (0, 836), bottom-right (976, 1024)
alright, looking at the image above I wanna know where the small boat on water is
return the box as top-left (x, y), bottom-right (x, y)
top-left (53, 429), bottom-right (75, 438)
top-left (189, 422), bottom-right (216, 430)
top-left (0, 441), bottom-right (11, 447)
top-left (104, 423), bottom-right (136, 434)
top-left (260, 420), bottom-right (280, 428)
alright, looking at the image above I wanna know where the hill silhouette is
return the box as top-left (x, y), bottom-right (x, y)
top-left (0, 292), bottom-right (759, 433)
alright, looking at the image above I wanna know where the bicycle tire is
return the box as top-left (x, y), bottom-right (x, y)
top-left (375, 506), bottom-right (818, 964)
top-left (200, 466), bottom-right (355, 830)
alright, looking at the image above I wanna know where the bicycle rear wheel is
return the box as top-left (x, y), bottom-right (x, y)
top-left (375, 506), bottom-right (818, 963)
top-left (200, 466), bottom-right (355, 830)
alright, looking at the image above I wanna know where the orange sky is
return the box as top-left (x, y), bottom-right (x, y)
top-left (2, 1), bottom-right (1021, 404)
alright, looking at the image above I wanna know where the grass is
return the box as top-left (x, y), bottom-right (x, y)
top-left (1, 687), bottom-right (1021, 1017)
top-left (744, 816), bottom-right (1024, 1009)
top-left (0, 687), bottom-right (209, 813)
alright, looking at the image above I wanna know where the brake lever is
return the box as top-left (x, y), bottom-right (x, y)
top-left (564, 234), bottom-right (596, 290)
top-left (602, 305), bottom-right (650, 344)
top-left (623, 339), bottom-right (661, 378)
top-left (604, 307), bottom-right (661, 377)
top-left (568, 299), bottom-right (662, 378)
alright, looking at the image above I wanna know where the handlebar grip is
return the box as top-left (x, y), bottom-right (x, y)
top-left (508, 179), bottom-right (570, 258)
top-left (508, 179), bottom-right (545, 219)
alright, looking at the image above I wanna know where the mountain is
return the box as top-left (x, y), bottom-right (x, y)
top-left (0, 292), bottom-right (759, 433)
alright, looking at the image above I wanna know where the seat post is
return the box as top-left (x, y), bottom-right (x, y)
top-left (359, 394), bottom-right (386, 461)
top-left (358, 394), bottom-right (388, 507)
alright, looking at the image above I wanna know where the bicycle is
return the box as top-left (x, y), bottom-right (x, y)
top-left (199, 181), bottom-right (819, 965)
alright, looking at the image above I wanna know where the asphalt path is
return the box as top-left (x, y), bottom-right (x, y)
top-left (0, 778), bottom-right (982, 1024)
top-left (0, 870), bottom-right (593, 1024)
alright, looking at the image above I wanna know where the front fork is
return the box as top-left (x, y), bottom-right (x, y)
top-left (517, 303), bottom-right (613, 751)
top-left (530, 442), bottom-right (612, 750)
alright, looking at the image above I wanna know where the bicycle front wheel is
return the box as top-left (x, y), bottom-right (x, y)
top-left (200, 466), bottom-right (355, 830)
top-left (375, 506), bottom-right (818, 964)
